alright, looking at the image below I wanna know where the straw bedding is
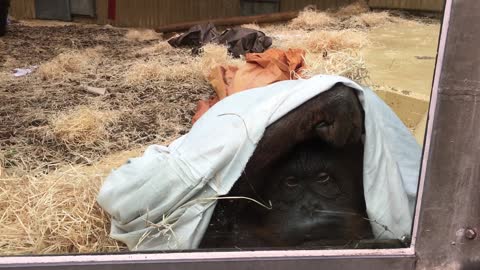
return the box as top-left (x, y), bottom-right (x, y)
top-left (0, 2), bottom-right (432, 255)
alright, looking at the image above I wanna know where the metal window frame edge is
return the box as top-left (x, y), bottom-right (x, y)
top-left (0, 0), bottom-right (456, 269)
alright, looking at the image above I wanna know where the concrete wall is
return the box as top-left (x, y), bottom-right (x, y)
top-left (109, 0), bottom-right (240, 28)
top-left (368, 0), bottom-right (444, 12)
top-left (9, 0), bottom-right (35, 19)
top-left (280, 0), bottom-right (354, 11)
top-left (9, 0), bottom-right (444, 27)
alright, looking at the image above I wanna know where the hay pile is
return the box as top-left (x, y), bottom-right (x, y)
top-left (0, 149), bottom-right (143, 255)
top-left (51, 106), bottom-right (118, 145)
top-left (125, 29), bottom-right (162, 41)
top-left (0, 171), bottom-right (117, 254)
top-left (303, 51), bottom-right (368, 82)
top-left (343, 11), bottom-right (399, 28)
top-left (335, 0), bottom-right (370, 17)
top-left (282, 0), bottom-right (409, 31)
top-left (246, 0), bottom-right (411, 31)
top-left (197, 44), bottom-right (244, 73)
top-left (240, 23), bottom-right (262, 31)
top-left (269, 27), bottom-right (369, 81)
top-left (138, 41), bottom-right (171, 55)
top-left (37, 48), bottom-right (102, 80)
top-left (270, 30), bottom-right (369, 82)
top-left (289, 10), bottom-right (337, 30)
top-left (303, 30), bottom-right (368, 53)
top-left (125, 44), bottom-right (242, 86)
top-left (261, 0), bottom-right (418, 82)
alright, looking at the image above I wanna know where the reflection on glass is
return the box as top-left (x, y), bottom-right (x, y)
top-left (0, 0), bottom-right (440, 256)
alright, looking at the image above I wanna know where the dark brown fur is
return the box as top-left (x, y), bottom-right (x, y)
top-left (200, 140), bottom-right (372, 248)
top-left (244, 83), bottom-right (364, 184)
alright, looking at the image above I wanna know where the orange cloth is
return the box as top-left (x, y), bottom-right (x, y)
top-left (192, 97), bottom-right (219, 123)
top-left (192, 48), bottom-right (306, 123)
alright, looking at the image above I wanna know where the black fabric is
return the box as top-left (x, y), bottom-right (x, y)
top-left (168, 22), bottom-right (220, 48)
top-left (216, 27), bottom-right (273, 58)
top-left (168, 23), bottom-right (272, 58)
top-left (0, 0), bottom-right (10, 36)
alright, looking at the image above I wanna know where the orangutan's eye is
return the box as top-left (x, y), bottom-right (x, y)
top-left (315, 122), bottom-right (333, 136)
top-left (315, 121), bottom-right (329, 130)
top-left (312, 173), bottom-right (341, 199)
top-left (284, 176), bottom-right (299, 188)
top-left (316, 172), bottom-right (330, 184)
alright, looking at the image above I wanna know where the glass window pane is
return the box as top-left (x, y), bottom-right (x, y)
top-left (0, 0), bottom-right (443, 256)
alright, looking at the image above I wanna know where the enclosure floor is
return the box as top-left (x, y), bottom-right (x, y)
top-left (362, 23), bottom-right (440, 97)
